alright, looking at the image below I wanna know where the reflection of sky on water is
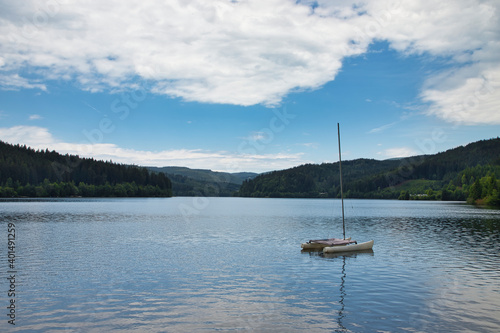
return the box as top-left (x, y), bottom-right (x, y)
top-left (1, 198), bottom-right (499, 332)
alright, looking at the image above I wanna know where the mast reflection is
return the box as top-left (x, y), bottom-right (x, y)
top-left (337, 255), bottom-right (347, 332)
top-left (305, 250), bottom-right (374, 331)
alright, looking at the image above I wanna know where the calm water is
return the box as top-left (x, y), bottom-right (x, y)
top-left (1, 198), bottom-right (500, 332)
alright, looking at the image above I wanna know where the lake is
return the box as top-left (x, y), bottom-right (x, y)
top-left (1, 197), bottom-right (500, 332)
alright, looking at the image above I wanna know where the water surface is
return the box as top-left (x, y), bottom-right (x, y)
top-left (1, 198), bottom-right (499, 332)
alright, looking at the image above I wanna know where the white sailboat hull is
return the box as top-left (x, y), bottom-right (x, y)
top-left (322, 240), bottom-right (374, 253)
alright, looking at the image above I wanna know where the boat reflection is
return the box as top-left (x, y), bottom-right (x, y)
top-left (302, 249), bottom-right (374, 331)
top-left (301, 249), bottom-right (374, 258)
top-left (321, 249), bottom-right (374, 259)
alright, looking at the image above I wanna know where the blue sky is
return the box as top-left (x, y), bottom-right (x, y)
top-left (0, 0), bottom-right (499, 173)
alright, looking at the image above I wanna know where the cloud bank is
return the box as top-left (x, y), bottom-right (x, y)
top-left (0, 0), bottom-right (499, 123)
top-left (0, 126), bottom-right (305, 173)
top-left (377, 146), bottom-right (419, 159)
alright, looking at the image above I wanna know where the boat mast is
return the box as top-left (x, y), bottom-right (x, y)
top-left (337, 123), bottom-right (346, 240)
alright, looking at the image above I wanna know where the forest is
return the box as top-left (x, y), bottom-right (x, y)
top-left (237, 138), bottom-right (500, 206)
top-left (147, 166), bottom-right (257, 197)
top-left (0, 141), bottom-right (172, 197)
top-left (2, 138), bottom-right (499, 204)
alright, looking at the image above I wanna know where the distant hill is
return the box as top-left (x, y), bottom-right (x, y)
top-left (2, 137), bottom-right (498, 201)
top-left (148, 166), bottom-right (258, 197)
top-left (0, 141), bottom-right (172, 197)
top-left (237, 138), bottom-right (500, 201)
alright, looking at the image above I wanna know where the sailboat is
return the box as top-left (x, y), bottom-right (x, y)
top-left (301, 123), bottom-right (374, 253)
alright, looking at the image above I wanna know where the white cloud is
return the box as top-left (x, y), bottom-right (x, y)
top-left (297, 142), bottom-right (319, 149)
top-left (421, 61), bottom-right (500, 124)
top-left (361, 0), bottom-right (500, 124)
top-left (242, 131), bottom-right (272, 142)
top-left (29, 114), bottom-right (42, 120)
top-left (378, 147), bottom-right (418, 159)
top-left (368, 122), bottom-right (397, 134)
top-left (363, 0), bottom-right (496, 57)
top-left (0, 0), bottom-right (498, 123)
top-left (0, 125), bottom-right (54, 145)
top-left (0, 73), bottom-right (47, 91)
top-left (0, 0), bottom-right (365, 106)
top-left (0, 126), bottom-right (304, 173)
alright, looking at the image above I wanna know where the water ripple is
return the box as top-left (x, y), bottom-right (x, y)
top-left (1, 198), bottom-right (499, 332)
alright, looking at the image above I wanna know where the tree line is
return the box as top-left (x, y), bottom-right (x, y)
top-left (397, 164), bottom-right (500, 204)
top-left (0, 141), bottom-right (172, 197)
top-left (237, 138), bottom-right (500, 207)
top-left (464, 165), bottom-right (500, 206)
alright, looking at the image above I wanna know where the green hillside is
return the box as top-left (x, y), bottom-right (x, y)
top-left (0, 141), bottom-right (172, 197)
top-left (148, 166), bottom-right (257, 197)
top-left (237, 138), bottom-right (500, 205)
top-left (2, 137), bottom-right (498, 203)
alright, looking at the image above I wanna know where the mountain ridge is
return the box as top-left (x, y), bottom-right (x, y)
top-left (236, 137), bottom-right (500, 200)
top-left (146, 166), bottom-right (258, 197)
top-left (1, 137), bottom-right (499, 199)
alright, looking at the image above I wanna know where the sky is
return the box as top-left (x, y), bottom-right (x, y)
top-left (0, 0), bottom-right (499, 173)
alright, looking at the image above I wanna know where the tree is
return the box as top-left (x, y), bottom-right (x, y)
top-left (0, 140), bottom-right (172, 197)
top-left (441, 189), bottom-right (451, 201)
top-left (469, 179), bottom-right (483, 201)
top-left (486, 189), bottom-right (500, 206)
top-left (398, 190), bottom-right (410, 200)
